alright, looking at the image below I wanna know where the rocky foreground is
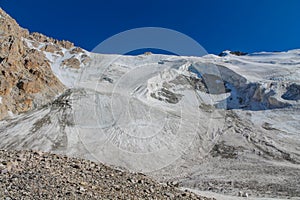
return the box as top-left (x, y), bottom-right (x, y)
top-left (0, 150), bottom-right (212, 199)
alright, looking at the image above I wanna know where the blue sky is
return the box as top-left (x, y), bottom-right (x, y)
top-left (2, 0), bottom-right (300, 55)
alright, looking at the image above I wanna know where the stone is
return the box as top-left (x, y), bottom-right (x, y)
top-left (40, 44), bottom-right (61, 53)
top-left (70, 47), bottom-right (84, 54)
top-left (61, 57), bottom-right (81, 69)
top-left (242, 192), bottom-right (249, 197)
top-left (149, 188), bottom-right (155, 193)
top-left (165, 192), bottom-right (175, 198)
top-left (238, 191), bottom-right (243, 197)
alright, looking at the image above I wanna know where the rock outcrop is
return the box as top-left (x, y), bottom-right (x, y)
top-left (282, 83), bottom-right (300, 101)
top-left (0, 8), bottom-right (86, 120)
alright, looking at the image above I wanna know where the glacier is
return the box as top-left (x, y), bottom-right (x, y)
top-left (1, 43), bottom-right (300, 199)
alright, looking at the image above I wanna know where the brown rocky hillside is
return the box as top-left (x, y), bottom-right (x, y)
top-left (0, 8), bottom-right (82, 120)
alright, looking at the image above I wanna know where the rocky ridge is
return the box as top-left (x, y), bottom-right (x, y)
top-left (0, 8), bottom-right (89, 120)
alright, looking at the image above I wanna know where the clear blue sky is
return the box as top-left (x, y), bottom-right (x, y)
top-left (2, 0), bottom-right (300, 54)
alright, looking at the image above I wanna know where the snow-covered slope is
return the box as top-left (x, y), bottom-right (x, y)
top-left (1, 49), bottom-right (300, 199)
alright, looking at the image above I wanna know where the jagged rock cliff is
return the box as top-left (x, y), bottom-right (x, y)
top-left (0, 8), bottom-right (88, 120)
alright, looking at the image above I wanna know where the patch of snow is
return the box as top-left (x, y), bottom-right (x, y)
top-left (7, 111), bottom-right (14, 118)
top-left (43, 48), bottom-right (89, 88)
top-left (23, 38), bottom-right (36, 49)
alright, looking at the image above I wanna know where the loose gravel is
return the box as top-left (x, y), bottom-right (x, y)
top-left (0, 149), bottom-right (213, 200)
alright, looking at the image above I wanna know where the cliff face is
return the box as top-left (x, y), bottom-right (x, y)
top-left (0, 8), bottom-right (80, 119)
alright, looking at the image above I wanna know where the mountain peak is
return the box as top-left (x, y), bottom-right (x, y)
top-left (0, 7), bottom-right (29, 38)
top-left (0, 8), bottom-right (67, 119)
